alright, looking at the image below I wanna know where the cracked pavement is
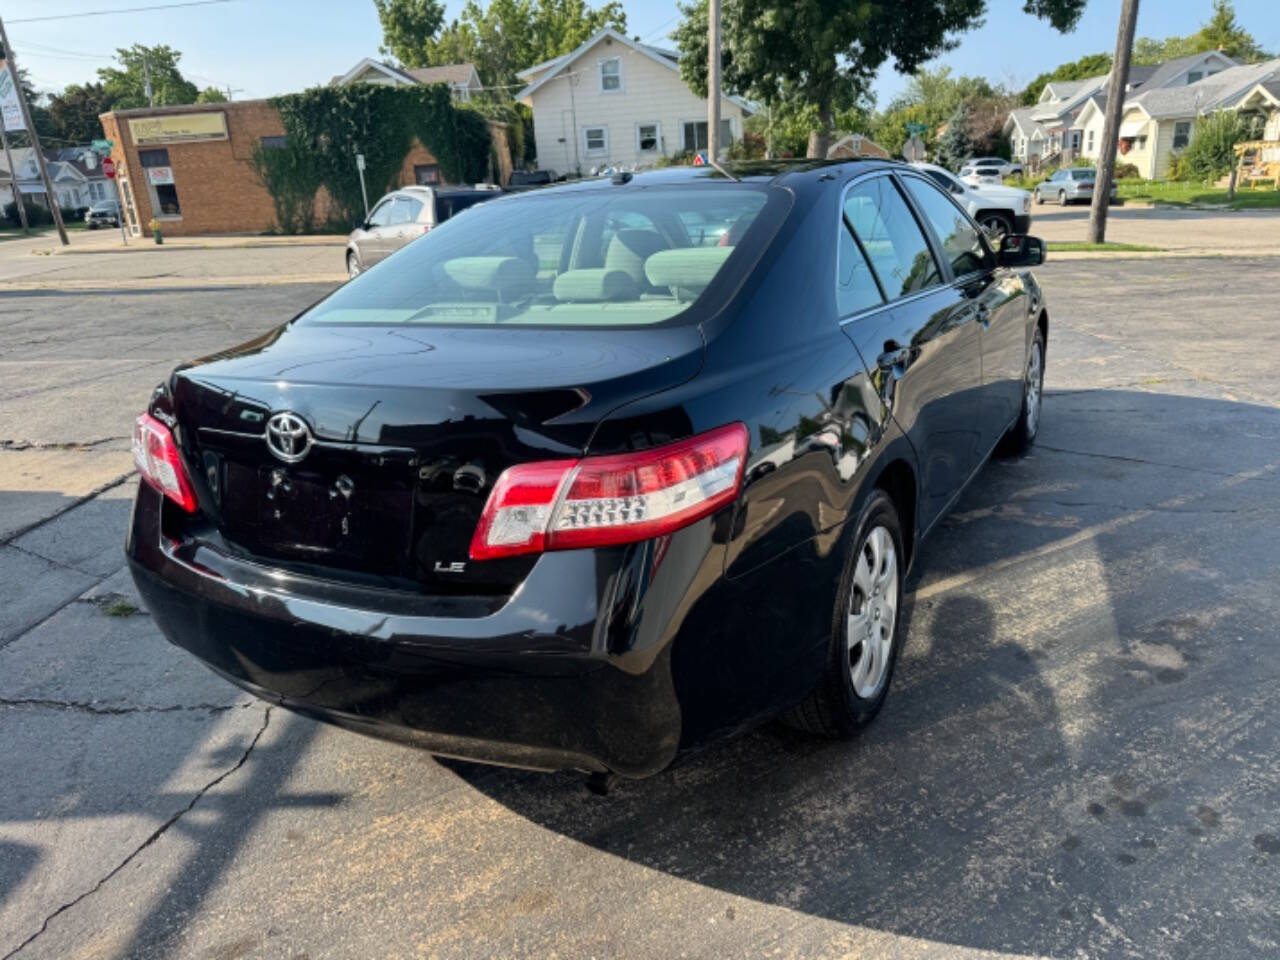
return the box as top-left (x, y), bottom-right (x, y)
top-left (1, 256), bottom-right (1279, 958)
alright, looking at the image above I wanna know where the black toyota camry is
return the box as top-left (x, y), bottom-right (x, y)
top-left (127, 160), bottom-right (1047, 779)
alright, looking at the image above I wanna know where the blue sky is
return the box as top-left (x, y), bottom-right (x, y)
top-left (7, 0), bottom-right (1278, 104)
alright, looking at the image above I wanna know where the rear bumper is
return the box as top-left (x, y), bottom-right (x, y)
top-left (127, 487), bottom-right (690, 777)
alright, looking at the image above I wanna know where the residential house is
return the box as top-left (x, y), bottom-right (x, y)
top-left (516, 27), bottom-right (752, 173)
top-left (1006, 50), bottom-right (1237, 168)
top-left (1110, 57), bottom-right (1280, 179)
top-left (0, 146), bottom-right (108, 210)
top-left (329, 58), bottom-right (483, 101)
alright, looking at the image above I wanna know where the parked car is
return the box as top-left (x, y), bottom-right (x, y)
top-left (345, 185), bottom-right (501, 278)
top-left (1033, 167), bottom-right (1119, 205)
top-left (507, 169), bottom-right (559, 190)
top-left (127, 160), bottom-right (1048, 783)
top-left (911, 162), bottom-right (1032, 240)
top-left (963, 156), bottom-right (1023, 179)
top-left (84, 199), bottom-right (120, 229)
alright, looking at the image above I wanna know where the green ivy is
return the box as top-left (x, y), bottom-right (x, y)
top-left (266, 83), bottom-right (493, 229)
top-left (250, 139), bottom-right (321, 234)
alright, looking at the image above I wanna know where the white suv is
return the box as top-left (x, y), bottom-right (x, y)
top-left (910, 162), bottom-right (1032, 240)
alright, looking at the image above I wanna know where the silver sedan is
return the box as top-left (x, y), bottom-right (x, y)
top-left (1033, 168), bottom-right (1119, 205)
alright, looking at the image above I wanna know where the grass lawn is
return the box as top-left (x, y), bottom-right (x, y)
top-left (1047, 241), bottom-right (1165, 253)
top-left (1114, 179), bottom-right (1280, 209)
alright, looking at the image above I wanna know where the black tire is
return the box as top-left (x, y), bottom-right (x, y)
top-left (1002, 325), bottom-right (1045, 454)
top-left (783, 490), bottom-right (905, 738)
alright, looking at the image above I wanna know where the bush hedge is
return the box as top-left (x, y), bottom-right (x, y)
top-left (3, 200), bottom-right (82, 227)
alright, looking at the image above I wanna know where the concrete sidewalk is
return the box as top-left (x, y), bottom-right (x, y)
top-left (1030, 204), bottom-right (1280, 255)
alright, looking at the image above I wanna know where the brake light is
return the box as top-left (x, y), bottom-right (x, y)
top-left (470, 423), bottom-right (748, 560)
top-left (132, 413), bottom-right (198, 513)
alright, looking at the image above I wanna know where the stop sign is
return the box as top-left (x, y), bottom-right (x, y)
top-left (102, 157), bottom-right (116, 179)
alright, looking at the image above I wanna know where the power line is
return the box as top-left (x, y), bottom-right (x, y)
top-left (9, 0), bottom-right (234, 25)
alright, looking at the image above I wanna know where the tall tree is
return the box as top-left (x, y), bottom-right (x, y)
top-left (47, 82), bottom-right (113, 143)
top-left (196, 86), bottom-right (228, 103)
top-left (97, 45), bottom-right (198, 108)
top-left (373, 0), bottom-right (625, 90)
top-left (935, 102), bottom-right (976, 171)
top-left (373, 0), bottom-right (447, 66)
top-left (1134, 0), bottom-right (1271, 65)
top-left (675, 0), bottom-right (1087, 158)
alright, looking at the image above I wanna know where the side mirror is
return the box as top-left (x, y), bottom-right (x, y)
top-left (998, 234), bottom-right (1045, 267)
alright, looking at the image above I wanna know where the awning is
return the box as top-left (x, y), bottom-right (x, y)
top-left (1118, 118), bottom-right (1147, 138)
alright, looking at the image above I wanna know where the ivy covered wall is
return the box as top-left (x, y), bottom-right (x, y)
top-left (256, 83), bottom-right (493, 231)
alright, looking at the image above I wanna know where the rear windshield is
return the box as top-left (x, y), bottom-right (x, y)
top-left (304, 185), bottom-right (776, 327)
top-left (1070, 170), bottom-right (1095, 180)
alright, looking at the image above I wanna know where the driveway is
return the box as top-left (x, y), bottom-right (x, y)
top-left (2, 259), bottom-right (1279, 958)
top-left (1028, 203), bottom-right (1280, 254)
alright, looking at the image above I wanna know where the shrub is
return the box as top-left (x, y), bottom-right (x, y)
top-left (1115, 162), bottom-right (1140, 180)
top-left (1177, 110), bottom-right (1248, 182)
top-left (4, 200), bottom-right (54, 227)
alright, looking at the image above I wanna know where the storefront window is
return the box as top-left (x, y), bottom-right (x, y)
top-left (139, 147), bottom-right (181, 217)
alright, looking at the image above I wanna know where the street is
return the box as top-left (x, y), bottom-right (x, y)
top-left (2, 254), bottom-right (1279, 959)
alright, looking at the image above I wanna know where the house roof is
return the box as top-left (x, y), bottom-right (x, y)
top-left (1129, 58), bottom-right (1280, 118)
top-left (404, 64), bottom-right (480, 87)
top-left (329, 58), bottom-right (480, 89)
top-left (1005, 105), bottom-right (1046, 138)
top-left (515, 27), bottom-right (753, 113)
top-left (1138, 50), bottom-right (1235, 91)
top-left (1126, 64), bottom-right (1158, 89)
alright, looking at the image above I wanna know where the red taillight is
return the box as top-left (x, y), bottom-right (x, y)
top-left (469, 423), bottom-right (748, 561)
top-left (132, 413), bottom-right (198, 513)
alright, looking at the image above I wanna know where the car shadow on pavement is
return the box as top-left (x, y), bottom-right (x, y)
top-left (451, 388), bottom-right (1280, 957)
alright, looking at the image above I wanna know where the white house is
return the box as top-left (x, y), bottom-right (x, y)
top-left (516, 28), bottom-right (753, 173)
top-left (0, 146), bottom-right (110, 210)
top-left (1006, 50), bottom-right (1238, 167)
top-left (329, 58), bottom-right (483, 101)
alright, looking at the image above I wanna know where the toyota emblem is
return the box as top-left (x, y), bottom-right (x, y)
top-left (265, 412), bottom-right (313, 463)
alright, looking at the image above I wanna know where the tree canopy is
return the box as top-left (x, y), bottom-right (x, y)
top-left (674, 0), bottom-right (1087, 157)
top-left (372, 0), bottom-right (626, 90)
top-left (97, 44), bottom-right (199, 109)
top-left (1019, 52), bottom-right (1112, 105)
top-left (47, 82), bottom-right (113, 144)
top-left (1134, 0), bottom-right (1272, 65)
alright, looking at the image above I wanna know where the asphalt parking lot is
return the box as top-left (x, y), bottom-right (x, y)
top-left (2, 256), bottom-right (1279, 958)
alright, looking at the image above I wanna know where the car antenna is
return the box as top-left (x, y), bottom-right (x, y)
top-left (708, 156), bottom-right (740, 182)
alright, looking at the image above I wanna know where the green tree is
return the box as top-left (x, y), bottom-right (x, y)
top-left (1020, 51), bottom-right (1112, 105)
top-left (1173, 109), bottom-right (1249, 181)
top-left (373, 0), bottom-right (448, 66)
top-left (674, 0), bottom-right (1086, 158)
top-left (97, 45), bottom-right (198, 108)
top-left (935, 102), bottom-right (976, 170)
top-left (1134, 1), bottom-right (1271, 66)
top-left (196, 86), bottom-right (228, 103)
top-left (46, 82), bottom-right (113, 143)
top-left (373, 0), bottom-right (625, 89)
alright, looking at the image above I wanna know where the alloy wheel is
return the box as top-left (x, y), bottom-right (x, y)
top-left (1025, 340), bottom-right (1043, 437)
top-left (1058, 190), bottom-right (1067, 205)
top-left (847, 525), bottom-right (899, 699)
top-left (347, 254), bottom-right (361, 279)
top-left (980, 216), bottom-right (1010, 242)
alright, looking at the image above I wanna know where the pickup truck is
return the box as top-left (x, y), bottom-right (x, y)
top-left (910, 162), bottom-right (1032, 241)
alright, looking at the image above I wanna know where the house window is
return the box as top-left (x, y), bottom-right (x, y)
top-left (414, 163), bottom-right (441, 184)
top-left (138, 148), bottom-right (170, 167)
top-left (1087, 129), bottom-right (1095, 152)
top-left (583, 126), bottom-right (608, 155)
top-left (259, 135), bottom-right (287, 149)
top-left (1187, 71), bottom-right (1203, 84)
top-left (636, 122), bottom-right (660, 152)
top-left (599, 57), bottom-right (621, 92)
top-left (682, 119), bottom-right (733, 152)
top-left (1173, 121), bottom-right (1192, 150)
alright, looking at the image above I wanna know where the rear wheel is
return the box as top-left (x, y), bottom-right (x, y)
top-left (979, 212), bottom-right (1013, 243)
top-left (1057, 190), bottom-right (1067, 205)
top-left (1035, 189), bottom-right (1044, 205)
top-left (347, 252), bottom-right (361, 279)
top-left (784, 490), bottom-right (904, 737)
top-left (1002, 326), bottom-right (1045, 454)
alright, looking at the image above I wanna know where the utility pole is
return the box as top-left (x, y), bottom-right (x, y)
top-left (0, 15), bottom-right (68, 245)
top-left (707, 0), bottom-right (721, 163)
top-left (0, 114), bottom-right (29, 234)
top-left (223, 85), bottom-right (244, 101)
top-left (1090, 0), bottom-right (1140, 244)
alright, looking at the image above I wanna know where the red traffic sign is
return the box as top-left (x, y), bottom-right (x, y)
top-left (102, 157), bottom-right (116, 179)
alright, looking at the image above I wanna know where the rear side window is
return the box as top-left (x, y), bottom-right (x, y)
top-left (900, 176), bottom-right (993, 278)
top-left (305, 186), bottom-right (779, 327)
top-left (843, 176), bottom-right (941, 300)
top-left (837, 224), bottom-right (884, 316)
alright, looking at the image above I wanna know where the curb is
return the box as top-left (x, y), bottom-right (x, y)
top-left (1047, 248), bottom-right (1280, 261)
top-left (31, 237), bottom-right (347, 256)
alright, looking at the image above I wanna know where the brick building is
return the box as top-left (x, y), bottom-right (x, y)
top-left (99, 100), bottom-right (507, 237)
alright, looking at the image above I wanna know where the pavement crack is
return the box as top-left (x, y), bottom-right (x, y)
top-left (0, 436), bottom-right (129, 451)
top-left (1, 706), bottom-right (272, 960)
top-left (0, 471), bottom-right (134, 547)
top-left (0, 698), bottom-right (248, 716)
